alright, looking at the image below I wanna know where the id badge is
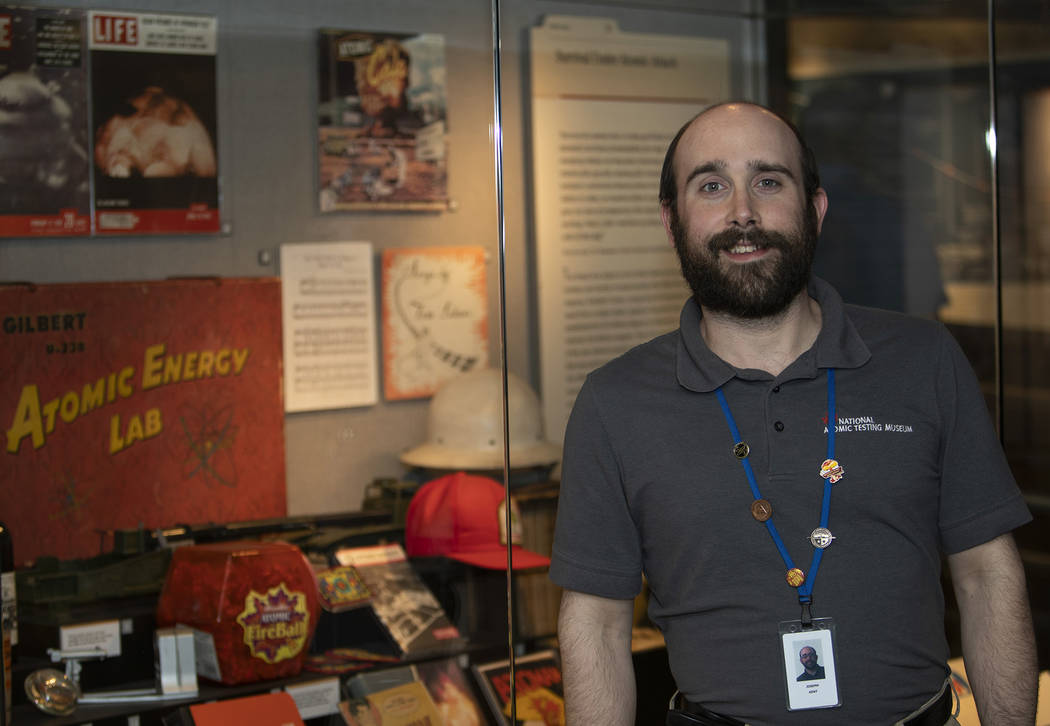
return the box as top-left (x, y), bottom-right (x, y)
top-left (778, 617), bottom-right (841, 711)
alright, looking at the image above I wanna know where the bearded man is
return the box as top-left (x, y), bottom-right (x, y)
top-left (549, 102), bottom-right (1035, 726)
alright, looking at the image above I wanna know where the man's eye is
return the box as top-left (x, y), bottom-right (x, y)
top-left (701, 181), bottom-right (723, 193)
top-left (757, 178), bottom-right (780, 188)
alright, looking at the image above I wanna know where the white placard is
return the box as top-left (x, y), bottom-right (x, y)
top-left (280, 241), bottom-right (379, 412)
top-left (285, 677), bottom-right (341, 720)
top-left (60, 618), bottom-right (121, 656)
top-left (530, 15), bottom-right (730, 444)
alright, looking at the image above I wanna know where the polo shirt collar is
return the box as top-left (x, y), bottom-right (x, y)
top-left (675, 276), bottom-right (871, 392)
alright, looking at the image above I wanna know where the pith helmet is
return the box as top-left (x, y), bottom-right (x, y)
top-left (400, 368), bottom-right (562, 470)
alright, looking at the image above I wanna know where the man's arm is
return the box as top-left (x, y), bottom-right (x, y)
top-left (947, 532), bottom-right (1037, 725)
top-left (558, 588), bottom-right (636, 726)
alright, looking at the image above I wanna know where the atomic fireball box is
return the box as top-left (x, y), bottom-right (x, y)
top-left (156, 541), bottom-right (320, 685)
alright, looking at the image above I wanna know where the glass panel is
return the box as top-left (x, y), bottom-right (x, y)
top-left (993, 1), bottom-right (1050, 670)
top-left (785, 2), bottom-right (999, 663)
top-left (497, 2), bottom-right (766, 720)
top-left (501, 0), bottom-right (1047, 719)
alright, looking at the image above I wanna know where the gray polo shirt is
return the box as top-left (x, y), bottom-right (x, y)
top-left (550, 276), bottom-right (1031, 726)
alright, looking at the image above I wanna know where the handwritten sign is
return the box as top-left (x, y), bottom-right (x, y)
top-left (381, 246), bottom-right (488, 400)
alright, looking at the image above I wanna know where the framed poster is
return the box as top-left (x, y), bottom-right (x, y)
top-left (472, 650), bottom-right (565, 726)
top-left (381, 245), bottom-right (487, 400)
top-left (317, 29), bottom-right (448, 211)
top-left (89, 11), bottom-right (219, 234)
top-left (1, 278), bottom-right (285, 564)
top-left (0, 6), bottom-right (91, 237)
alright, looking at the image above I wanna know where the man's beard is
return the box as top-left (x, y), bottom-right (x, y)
top-left (672, 204), bottom-right (819, 319)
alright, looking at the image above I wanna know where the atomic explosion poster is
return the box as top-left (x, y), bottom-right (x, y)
top-left (0, 278), bottom-right (286, 565)
top-left (317, 29), bottom-right (448, 211)
top-left (0, 6), bottom-right (91, 237)
top-left (89, 11), bottom-right (219, 234)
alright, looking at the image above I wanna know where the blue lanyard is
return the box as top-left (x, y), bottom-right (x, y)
top-left (714, 369), bottom-right (836, 620)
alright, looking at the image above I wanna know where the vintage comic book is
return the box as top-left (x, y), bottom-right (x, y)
top-left (472, 650), bottom-right (565, 726)
top-left (415, 657), bottom-right (490, 726)
top-left (318, 28), bottom-right (447, 211)
top-left (334, 543), bottom-right (465, 657)
top-left (0, 5), bottom-right (90, 236)
top-left (345, 658), bottom-right (489, 726)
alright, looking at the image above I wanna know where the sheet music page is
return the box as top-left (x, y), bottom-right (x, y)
top-left (281, 241), bottom-right (378, 412)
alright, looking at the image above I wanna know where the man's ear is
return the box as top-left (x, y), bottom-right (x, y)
top-left (660, 202), bottom-right (676, 247)
top-left (812, 188), bottom-right (829, 235)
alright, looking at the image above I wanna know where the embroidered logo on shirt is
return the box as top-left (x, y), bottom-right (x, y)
top-left (822, 414), bottom-right (913, 434)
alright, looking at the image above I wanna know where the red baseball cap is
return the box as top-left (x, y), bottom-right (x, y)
top-left (404, 472), bottom-right (551, 570)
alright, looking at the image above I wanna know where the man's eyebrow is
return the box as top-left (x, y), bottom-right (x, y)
top-left (749, 160), bottom-right (796, 179)
top-left (683, 159), bottom-right (797, 188)
top-left (683, 160), bottom-right (726, 188)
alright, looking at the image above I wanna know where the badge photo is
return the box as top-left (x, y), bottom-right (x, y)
top-left (779, 621), bottom-right (840, 711)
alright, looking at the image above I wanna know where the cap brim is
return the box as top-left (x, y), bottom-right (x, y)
top-left (446, 546), bottom-right (551, 571)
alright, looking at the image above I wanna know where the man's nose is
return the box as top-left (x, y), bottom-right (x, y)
top-left (726, 187), bottom-right (758, 227)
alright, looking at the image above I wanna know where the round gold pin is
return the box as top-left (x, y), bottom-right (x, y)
top-left (750, 499), bottom-right (773, 522)
top-left (785, 568), bottom-right (806, 587)
top-left (733, 442), bottom-right (750, 459)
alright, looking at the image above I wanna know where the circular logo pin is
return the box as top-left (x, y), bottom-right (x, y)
top-left (809, 527), bottom-right (836, 549)
top-left (750, 498), bottom-right (773, 522)
top-left (785, 568), bottom-right (806, 588)
top-left (733, 442), bottom-right (750, 459)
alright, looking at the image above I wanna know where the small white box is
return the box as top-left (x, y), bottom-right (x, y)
top-left (155, 625), bottom-right (197, 694)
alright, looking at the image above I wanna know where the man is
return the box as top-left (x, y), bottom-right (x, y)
top-left (549, 102), bottom-right (1036, 725)
top-left (797, 647), bottom-right (825, 682)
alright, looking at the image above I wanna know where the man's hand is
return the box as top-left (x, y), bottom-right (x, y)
top-left (948, 533), bottom-right (1037, 725)
top-left (558, 589), bottom-right (637, 726)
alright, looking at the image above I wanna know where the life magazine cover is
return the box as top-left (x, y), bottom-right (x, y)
top-left (89, 11), bottom-right (219, 234)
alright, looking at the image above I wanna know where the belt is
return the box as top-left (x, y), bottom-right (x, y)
top-left (898, 679), bottom-right (954, 726)
top-left (667, 692), bottom-right (748, 726)
top-left (668, 678), bottom-right (953, 726)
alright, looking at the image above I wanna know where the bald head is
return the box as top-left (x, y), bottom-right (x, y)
top-left (658, 102), bottom-right (820, 210)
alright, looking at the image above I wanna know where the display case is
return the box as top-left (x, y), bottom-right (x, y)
top-left (1, 0), bottom-right (1048, 724)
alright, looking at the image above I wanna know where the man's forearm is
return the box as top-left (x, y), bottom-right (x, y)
top-left (950, 534), bottom-right (1037, 725)
top-left (558, 590), bottom-right (636, 726)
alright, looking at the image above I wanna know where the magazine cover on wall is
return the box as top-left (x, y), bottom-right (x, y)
top-left (381, 245), bottom-right (488, 400)
top-left (89, 11), bottom-right (219, 234)
top-left (317, 28), bottom-right (448, 211)
top-left (0, 6), bottom-right (91, 237)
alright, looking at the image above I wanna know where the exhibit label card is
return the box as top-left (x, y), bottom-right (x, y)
top-left (280, 241), bottom-right (379, 412)
top-left (381, 246), bottom-right (488, 400)
top-left (530, 16), bottom-right (729, 444)
top-left (317, 29), bottom-right (448, 211)
top-left (0, 6), bottom-right (91, 237)
top-left (89, 11), bottom-right (219, 234)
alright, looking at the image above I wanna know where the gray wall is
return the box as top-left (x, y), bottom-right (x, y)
top-left (2, 0), bottom-right (761, 517)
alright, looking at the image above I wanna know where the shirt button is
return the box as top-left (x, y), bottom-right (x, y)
top-left (773, 386), bottom-right (781, 393)
top-left (774, 421), bottom-right (785, 431)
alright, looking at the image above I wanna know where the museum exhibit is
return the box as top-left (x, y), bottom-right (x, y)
top-left (0, 0), bottom-right (1048, 724)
